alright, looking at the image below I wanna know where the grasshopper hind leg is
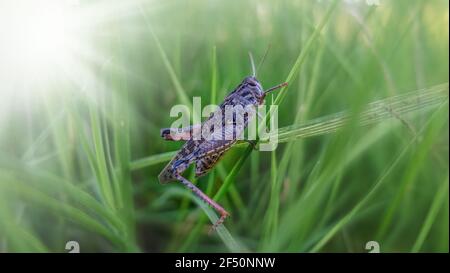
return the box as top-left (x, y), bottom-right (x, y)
top-left (175, 174), bottom-right (230, 233)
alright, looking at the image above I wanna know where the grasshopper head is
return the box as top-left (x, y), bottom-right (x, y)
top-left (241, 76), bottom-right (265, 105)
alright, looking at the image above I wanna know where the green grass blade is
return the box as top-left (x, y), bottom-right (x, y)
top-left (411, 175), bottom-right (449, 252)
top-left (130, 151), bottom-right (176, 171)
top-left (139, 5), bottom-right (192, 109)
top-left (89, 105), bottom-right (115, 210)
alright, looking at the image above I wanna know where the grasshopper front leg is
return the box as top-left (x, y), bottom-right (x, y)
top-left (174, 173), bottom-right (230, 233)
top-left (161, 124), bottom-right (202, 141)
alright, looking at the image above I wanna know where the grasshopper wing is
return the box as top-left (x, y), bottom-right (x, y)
top-left (195, 149), bottom-right (226, 178)
top-left (193, 138), bottom-right (237, 178)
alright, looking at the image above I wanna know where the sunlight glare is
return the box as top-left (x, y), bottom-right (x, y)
top-left (0, 0), bottom-right (82, 84)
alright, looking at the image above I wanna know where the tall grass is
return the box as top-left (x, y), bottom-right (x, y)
top-left (0, 0), bottom-right (448, 252)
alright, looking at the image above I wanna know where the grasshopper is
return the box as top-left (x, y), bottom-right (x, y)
top-left (158, 54), bottom-right (287, 231)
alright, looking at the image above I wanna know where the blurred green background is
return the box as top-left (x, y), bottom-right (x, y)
top-left (0, 0), bottom-right (448, 252)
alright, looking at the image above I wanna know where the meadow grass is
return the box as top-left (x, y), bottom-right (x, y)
top-left (0, 0), bottom-right (448, 252)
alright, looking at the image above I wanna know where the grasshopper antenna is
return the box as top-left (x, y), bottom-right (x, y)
top-left (261, 82), bottom-right (288, 100)
top-left (248, 52), bottom-right (256, 77)
top-left (256, 44), bottom-right (271, 76)
top-left (264, 82), bottom-right (288, 94)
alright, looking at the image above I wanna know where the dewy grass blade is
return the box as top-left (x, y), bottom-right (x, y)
top-left (271, 83), bottom-right (449, 143)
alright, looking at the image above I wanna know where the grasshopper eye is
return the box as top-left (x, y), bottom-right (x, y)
top-left (248, 81), bottom-right (257, 87)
